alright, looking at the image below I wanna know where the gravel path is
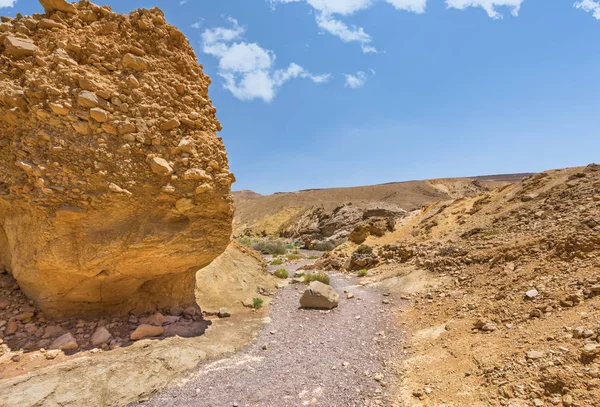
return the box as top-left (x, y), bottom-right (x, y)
top-left (135, 257), bottom-right (400, 407)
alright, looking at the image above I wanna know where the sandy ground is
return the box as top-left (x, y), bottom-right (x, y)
top-left (134, 257), bottom-right (402, 407)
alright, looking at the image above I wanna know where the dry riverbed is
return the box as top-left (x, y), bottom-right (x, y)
top-left (134, 253), bottom-right (403, 407)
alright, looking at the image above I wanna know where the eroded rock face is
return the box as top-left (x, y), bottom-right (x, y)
top-left (0, 2), bottom-right (234, 317)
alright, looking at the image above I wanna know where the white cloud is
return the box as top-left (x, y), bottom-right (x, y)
top-left (446, 0), bottom-right (524, 19)
top-left (202, 18), bottom-right (330, 102)
top-left (574, 0), bottom-right (600, 19)
top-left (0, 0), bottom-right (16, 7)
top-left (386, 0), bottom-right (427, 13)
top-left (345, 71), bottom-right (367, 89)
top-left (271, 0), bottom-right (426, 52)
top-left (315, 13), bottom-right (377, 53)
top-left (191, 19), bottom-right (204, 29)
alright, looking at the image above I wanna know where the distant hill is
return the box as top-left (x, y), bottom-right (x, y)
top-left (232, 173), bottom-right (533, 236)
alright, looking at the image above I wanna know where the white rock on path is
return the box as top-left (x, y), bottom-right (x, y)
top-left (300, 281), bottom-right (339, 310)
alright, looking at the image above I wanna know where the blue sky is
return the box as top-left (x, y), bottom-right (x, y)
top-left (2, 0), bottom-right (600, 194)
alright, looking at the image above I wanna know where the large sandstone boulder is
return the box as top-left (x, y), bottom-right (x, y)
top-left (0, 2), bottom-right (234, 317)
top-left (300, 281), bottom-right (339, 310)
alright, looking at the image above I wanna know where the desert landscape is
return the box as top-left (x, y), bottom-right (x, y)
top-left (0, 1), bottom-right (599, 407)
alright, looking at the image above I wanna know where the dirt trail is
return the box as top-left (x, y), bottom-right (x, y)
top-left (134, 257), bottom-right (402, 407)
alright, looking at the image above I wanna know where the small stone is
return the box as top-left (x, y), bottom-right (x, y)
top-left (526, 350), bottom-right (544, 360)
top-left (91, 327), bottom-right (112, 346)
top-left (15, 312), bottom-right (34, 322)
top-left (48, 102), bottom-right (70, 115)
top-left (50, 333), bottom-right (78, 350)
top-left (582, 343), bottom-right (600, 358)
top-left (90, 107), bottom-right (109, 122)
top-left (118, 122), bottom-right (136, 135)
top-left (218, 307), bottom-right (231, 318)
top-left (169, 307), bottom-right (184, 316)
top-left (183, 168), bottom-right (211, 181)
top-left (261, 344), bottom-right (268, 350)
top-left (39, 0), bottom-right (78, 14)
top-left (149, 157), bottom-right (173, 176)
top-left (77, 91), bottom-right (100, 108)
top-left (123, 53), bottom-right (149, 71)
top-left (45, 349), bottom-right (61, 360)
top-left (160, 118), bottom-right (180, 131)
top-left (3, 35), bottom-right (37, 59)
top-left (347, 293), bottom-right (355, 299)
top-left (6, 320), bottom-right (18, 334)
top-left (481, 323), bottom-right (497, 332)
top-left (525, 289), bottom-right (539, 299)
top-left (130, 324), bottom-right (164, 340)
top-left (72, 121), bottom-right (90, 135)
top-left (42, 325), bottom-right (65, 339)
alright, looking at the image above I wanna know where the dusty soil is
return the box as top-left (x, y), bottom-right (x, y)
top-left (306, 164), bottom-right (600, 407)
top-left (135, 255), bottom-right (403, 407)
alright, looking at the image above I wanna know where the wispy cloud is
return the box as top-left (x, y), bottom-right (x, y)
top-left (574, 0), bottom-right (600, 19)
top-left (446, 0), bottom-right (524, 19)
top-left (0, 0), bottom-right (16, 7)
top-left (315, 13), bottom-right (377, 53)
top-left (345, 71), bottom-right (367, 89)
top-left (191, 18), bottom-right (204, 29)
top-left (202, 18), bottom-right (330, 102)
top-left (271, 0), bottom-right (426, 52)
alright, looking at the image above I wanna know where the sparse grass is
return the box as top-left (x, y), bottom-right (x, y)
top-left (274, 268), bottom-right (289, 279)
top-left (285, 253), bottom-right (302, 261)
top-left (295, 272), bottom-right (305, 278)
top-left (304, 272), bottom-right (330, 285)
top-left (237, 236), bottom-right (252, 248)
top-left (357, 269), bottom-right (368, 277)
top-left (270, 259), bottom-right (284, 265)
top-left (313, 241), bottom-right (336, 251)
top-left (356, 244), bottom-right (373, 255)
top-left (284, 243), bottom-right (296, 250)
top-left (252, 239), bottom-right (287, 255)
top-left (252, 298), bottom-right (264, 309)
top-left (308, 255), bottom-right (320, 260)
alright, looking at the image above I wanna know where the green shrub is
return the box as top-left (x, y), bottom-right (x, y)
top-left (274, 268), bottom-right (289, 279)
top-left (356, 244), bottom-right (373, 255)
top-left (357, 269), bottom-right (368, 277)
top-left (307, 255), bottom-right (320, 260)
top-left (270, 259), bottom-right (284, 265)
top-left (284, 243), bottom-right (296, 250)
top-left (304, 272), bottom-right (330, 285)
top-left (252, 298), bottom-right (264, 309)
top-left (285, 254), bottom-right (301, 261)
top-left (237, 236), bottom-right (252, 247)
top-left (313, 241), bottom-right (336, 251)
top-left (251, 240), bottom-right (287, 255)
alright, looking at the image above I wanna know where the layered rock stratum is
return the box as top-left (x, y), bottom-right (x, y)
top-left (0, 0), bottom-right (235, 317)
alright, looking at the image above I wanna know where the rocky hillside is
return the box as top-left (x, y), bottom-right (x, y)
top-left (0, 0), bottom-right (235, 317)
top-left (234, 174), bottom-right (529, 244)
top-left (311, 164), bottom-right (600, 406)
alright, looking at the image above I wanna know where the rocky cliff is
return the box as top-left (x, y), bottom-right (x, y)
top-left (0, 1), bottom-right (235, 317)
